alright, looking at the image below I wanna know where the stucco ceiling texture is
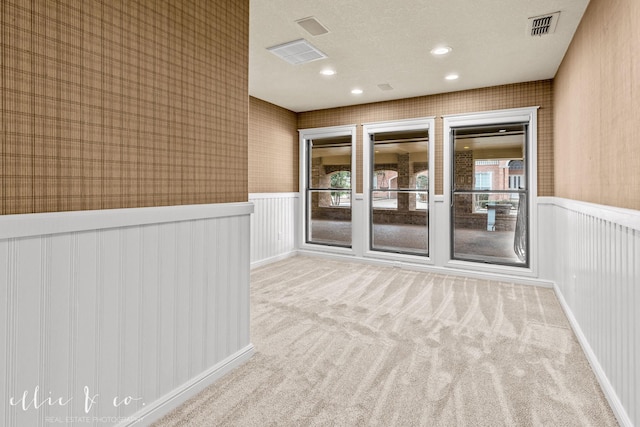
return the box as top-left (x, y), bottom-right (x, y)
top-left (249, 0), bottom-right (589, 112)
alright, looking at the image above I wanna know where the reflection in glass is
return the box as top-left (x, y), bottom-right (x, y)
top-left (308, 190), bottom-right (351, 246)
top-left (452, 193), bottom-right (523, 264)
top-left (370, 130), bottom-right (429, 255)
top-left (306, 136), bottom-right (352, 247)
top-left (451, 124), bottom-right (528, 266)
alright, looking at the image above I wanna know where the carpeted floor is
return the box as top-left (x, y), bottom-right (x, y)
top-left (153, 256), bottom-right (617, 426)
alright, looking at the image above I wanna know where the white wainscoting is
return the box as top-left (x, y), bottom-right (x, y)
top-left (249, 193), bottom-right (298, 268)
top-left (0, 203), bottom-right (254, 427)
top-left (539, 197), bottom-right (639, 427)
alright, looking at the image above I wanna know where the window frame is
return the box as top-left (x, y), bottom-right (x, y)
top-left (443, 107), bottom-right (539, 277)
top-left (363, 117), bottom-right (436, 263)
top-left (299, 125), bottom-right (357, 254)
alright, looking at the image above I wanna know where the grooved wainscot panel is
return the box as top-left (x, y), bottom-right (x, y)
top-left (0, 203), bottom-right (253, 426)
top-left (539, 197), bottom-right (640, 426)
top-left (249, 193), bottom-right (298, 267)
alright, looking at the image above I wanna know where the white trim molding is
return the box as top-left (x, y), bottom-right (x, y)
top-left (120, 345), bottom-right (254, 426)
top-left (0, 202), bottom-right (253, 239)
top-left (539, 196), bottom-right (640, 232)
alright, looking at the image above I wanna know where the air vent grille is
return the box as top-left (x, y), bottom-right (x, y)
top-left (528, 11), bottom-right (560, 36)
top-left (296, 17), bottom-right (329, 36)
top-left (267, 39), bottom-right (327, 65)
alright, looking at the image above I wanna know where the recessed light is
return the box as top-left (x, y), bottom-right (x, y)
top-left (320, 69), bottom-right (336, 76)
top-left (431, 46), bottom-right (452, 56)
top-left (445, 73), bottom-right (459, 80)
top-left (499, 129), bottom-right (507, 133)
top-left (351, 88), bottom-right (363, 95)
top-left (464, 146), bottom-right (470, 150)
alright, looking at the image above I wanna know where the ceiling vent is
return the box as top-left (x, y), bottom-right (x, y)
top-left (377, 83), bottom-right (394, 91)
top-left (296, 17), bottom-right (329, 36)
top-left (528, 11), bottom-right (560, 36)
top-left (267, 39), bottom-right (327, 65)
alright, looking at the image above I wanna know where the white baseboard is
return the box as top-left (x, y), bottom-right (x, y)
top-left (120, 344), bottom-right (255, 427)
top-left (553, 284), bottom-right (632, 427)
top-left (250, 250), bottom-right (298, 269)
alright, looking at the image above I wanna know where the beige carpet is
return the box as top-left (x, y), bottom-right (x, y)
top-left (154, 256), bottom-right (617, 426)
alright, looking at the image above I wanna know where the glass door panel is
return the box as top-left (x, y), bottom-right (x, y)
top-left (370, 130), bottom-right (429, 255)
top-left (306, 136), bottom-right (352, 247)
top-left (451, 124), bottom-right (528, 266)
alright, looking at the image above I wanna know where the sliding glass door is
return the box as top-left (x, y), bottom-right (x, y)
top-left (450, 123), bottom-right (529, 266)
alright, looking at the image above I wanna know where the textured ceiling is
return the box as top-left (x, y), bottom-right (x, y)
top-left (249, 0), bottom-right (590, 112)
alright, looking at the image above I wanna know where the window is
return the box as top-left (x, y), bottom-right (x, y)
top-left (299, 126), bottom-right (355, 250)
top-left (474, 172), bottom-right (492, 190)
top-left (415, 172), bottom-right (428, 209)
top-left (368, 127), bottom-right (430, 256)
top-left (509, 175), bottom-right (522, 189)
top-left (372, 170), bottom-right (398, 208)
top-left (449, 122), bottom-right (530, 267)
top-left (329, 171), bottom-right (351, 206)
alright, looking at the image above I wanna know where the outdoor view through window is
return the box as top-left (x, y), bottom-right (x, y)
top-left (451, 124), bottom-right (528, 266)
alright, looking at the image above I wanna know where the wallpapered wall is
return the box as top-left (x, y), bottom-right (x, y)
top-left (554, 0), bottom-right (640, 210)
top-left (297, 80), bottom-right (554, 195)
top-left (248, 97), bottom-right (298, 194)
top-left (1, 0), bottom-right (248, 215)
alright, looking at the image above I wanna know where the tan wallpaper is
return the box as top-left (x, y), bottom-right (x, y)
top-left (298, 81), bottom-right (554, 195)
top-left (1, 0), bottom-right (249, 215)
top-left (248, 97), bottom-right (298, 193)
top-left (554, 0), bottom-right (640, 210)
top-left (298, 80), bottom-right (553, 196)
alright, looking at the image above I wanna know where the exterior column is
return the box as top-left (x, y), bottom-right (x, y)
top-left (397, 154), bottom-right (410, 212)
